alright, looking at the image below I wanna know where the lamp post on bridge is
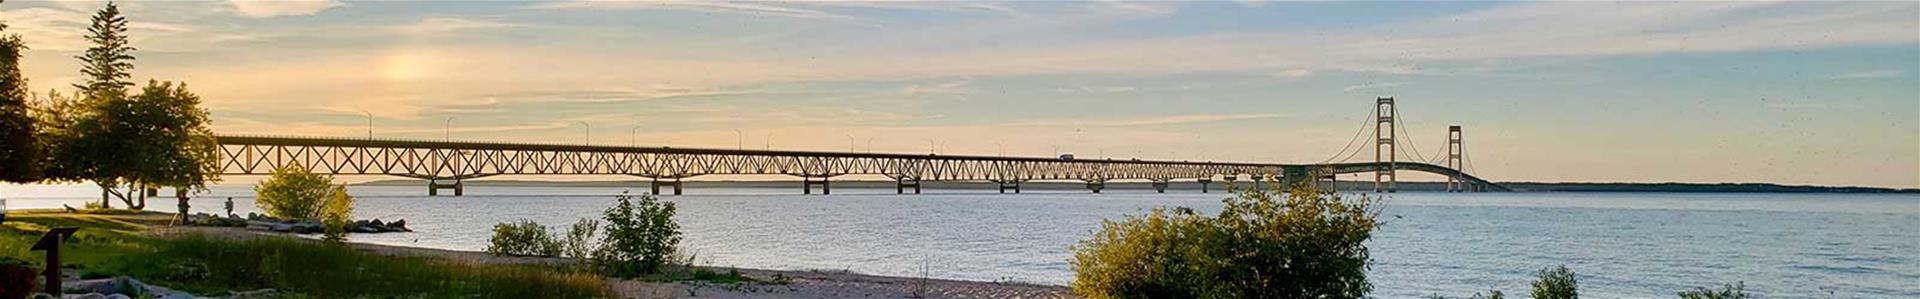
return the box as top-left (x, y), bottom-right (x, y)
top-left (632, 126), bottom-right (642, 147)
top-left (847, 135), bottom-right (857, 152)
top-left (360, 110), bottom-right (373, 139)
top-left (733, 129), bottom-right (743, 150)
top-left (444, 117), bottom-right (455, 142)
top-left (579, 121), bottom-right (590, 146)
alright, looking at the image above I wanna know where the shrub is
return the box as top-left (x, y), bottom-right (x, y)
top-left (1070, 182), bottom-right (1378, 299)
top-left (254, 165), bottom-right (333, 220)
top-left (1677, 282), bottom-right (1748, 299)
top-left (599, 192), bottom-right (680, 277)
top-left (0, 257), bottom-right (35, 299)
top-left (559, 218), bottom-right (601, 270)
top-left (486, 219), bottom-right (559, 257)
top-left (317, 186), bottom-right (353, 243)
top-left (1532, 265), bottom-right (1578, 299)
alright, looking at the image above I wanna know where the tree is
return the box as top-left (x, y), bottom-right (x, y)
top-left (487, 219), bottom-right (562, 257)
top-left (0, 2), bottom-right (42, 183)
top-left (255, 165), bottom-right (335, 220)
top-left (1070, 180), bottom-right (1379, 299)
top-left (317, 185), bottom-right (353, 243)
top-left (599, 192), bottom-right (680, 277)
top-left (1531, 265), bottom-right (1578, 299)
top-left (75, 1), bottom-right (135, 95)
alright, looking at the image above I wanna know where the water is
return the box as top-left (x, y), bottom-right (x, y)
top-left (5, 184), bottom-right (1916, 298)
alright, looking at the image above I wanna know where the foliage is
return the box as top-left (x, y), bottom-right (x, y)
top-left (1677, 282), bottom-right (1748, 299)
top-left (486, 219), bottom-right (561, 257)
top-left (1070, 181), bottom-right (1378, 299)
top-left (33, 2), bottom-right (216, 209)
top-left (600, 192), bottom-right (681, 277)
top-left (317, 185), bottom-right (353, 243)
top-left (0, 257), bottom-right (35, 299)
top-left (75, 1), bottom-right (135, 94)
top-left (0, 10), bottom-right (40, 183)
top-left (1532, 265), bottom-right (1579, 299)
top-left (560, 218), bottom-right (602, 270)
top-left (254, 165), bottom-right (336, 220)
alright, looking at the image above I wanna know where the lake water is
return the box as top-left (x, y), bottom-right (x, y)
top-left (4, 184), bottom-right (1916, 298)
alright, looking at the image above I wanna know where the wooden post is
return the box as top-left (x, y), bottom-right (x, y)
top-left (32, 228), bottom-right (79, 296)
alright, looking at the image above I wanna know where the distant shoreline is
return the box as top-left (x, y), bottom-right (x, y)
top-left (351, 179), bottom-right (1919, 194)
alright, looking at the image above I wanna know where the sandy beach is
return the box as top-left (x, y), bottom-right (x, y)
top-left (153, 226), bottom-right (1075, 299)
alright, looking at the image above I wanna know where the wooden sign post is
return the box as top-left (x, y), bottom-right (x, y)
top-left (31, 228), bottom-right (79, 296)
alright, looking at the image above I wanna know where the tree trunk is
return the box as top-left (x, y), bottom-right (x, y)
top-left (175, 188), bottom-right (191, 225)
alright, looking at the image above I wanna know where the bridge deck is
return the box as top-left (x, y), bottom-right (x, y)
top-left (214, 135), bottom-right (1506, 191)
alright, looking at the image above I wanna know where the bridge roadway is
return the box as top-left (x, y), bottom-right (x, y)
top-left (215, 135), bottom-right (1507, 196)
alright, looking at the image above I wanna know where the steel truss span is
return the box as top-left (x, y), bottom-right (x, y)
top-left (214, 135), bottom-right (1507, 193)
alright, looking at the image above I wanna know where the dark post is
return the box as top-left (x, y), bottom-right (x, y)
top-left (32, 228), bottom-right (79, 296)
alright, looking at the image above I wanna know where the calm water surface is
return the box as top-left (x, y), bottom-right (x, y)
top-left (5, 184), bottom-right (1916, 298)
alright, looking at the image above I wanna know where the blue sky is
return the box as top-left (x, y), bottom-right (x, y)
top-left (2, 1), bottom-right (1915, 187)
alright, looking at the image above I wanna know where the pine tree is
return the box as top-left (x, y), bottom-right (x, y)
top-left (74, 1), bottom-right (136, 95)
top-left (0, 0), bottom-right (45, 182)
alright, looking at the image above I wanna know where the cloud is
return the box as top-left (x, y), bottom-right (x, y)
top-left (1270, 69), bottom-right (1314, 78)
top-left (1341, 82), bottom-right (1402, 92)
top-left (900, 81), bottom-right (972, 96)
top-left (1009, 113), bottom-right (1284, 127)
top-left (533, 1), bottom-right (852, 20)
top-left (230, 0), bottom-right (339, 18)
top-left (398, 17), bottom-right (519, 35)
top-left (1830, 69), bottom-right (1902, 80)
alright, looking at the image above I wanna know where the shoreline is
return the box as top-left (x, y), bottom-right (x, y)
top-left (157, 225), bottom-right (1076, 299)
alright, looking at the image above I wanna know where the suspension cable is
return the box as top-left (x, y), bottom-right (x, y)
top-left (1321, 105), bottom-right (1379, 164)
top-left (1390, 104), bottom-right (1429, 165)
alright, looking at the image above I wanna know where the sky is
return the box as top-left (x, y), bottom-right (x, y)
top-left (0, 1), bottom-right (1915, 188)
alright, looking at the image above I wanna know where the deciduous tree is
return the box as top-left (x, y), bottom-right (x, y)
top-left (0, 1), bottom-right (42, 183)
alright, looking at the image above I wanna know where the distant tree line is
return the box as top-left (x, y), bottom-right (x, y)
top-left (0, 1), bottom-right (219, 217)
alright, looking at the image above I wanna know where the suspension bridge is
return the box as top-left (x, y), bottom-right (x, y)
top-left (213, 97), bottom-right (1505, 196)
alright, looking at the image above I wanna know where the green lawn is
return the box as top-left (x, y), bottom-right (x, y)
top-left (2, 210), bottom-right (614, 298)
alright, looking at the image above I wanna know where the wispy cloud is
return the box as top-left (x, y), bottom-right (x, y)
top-left (1341, 82), bottom-right (1402, 92)
top-left (229, 0), bottom-right (340, 18)
top-left (397, 17), bottom-right (520, 35)
top-left (1830, 69), bottom-right (1903, 80)
top-left (532, 1), bottom-right (853, 20)
top-left (1009, 113), bottom-right (1284, 127)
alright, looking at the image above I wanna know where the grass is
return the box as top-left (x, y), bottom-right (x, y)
top-left (2, 209), bottom-right (614, 298)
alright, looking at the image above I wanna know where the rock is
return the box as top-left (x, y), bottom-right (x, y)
top-left (60, 293), bottom-right (107, 299)
top-left (388, 219), bottom-right (408, 231)
top-left (102, 294), bottom-right (129, 299)
top-left (228, 289), bottom-right (277, 299)
top-left (30, 293), bottom-right (54, 299)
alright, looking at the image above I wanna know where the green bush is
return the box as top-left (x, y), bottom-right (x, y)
top-left (560, 218), bottom-right (601, 270)
top-left (600, 192), bottom-right (680, 277)
top-left (318, 185), bottom-right (352, 243)
top-left (1677, 282), bottom-right (1748, 299)
top-left (0, 257), bottom-right (35, 299)
top-left (253, 165), bottom-right (334, 220)
top-left (1532, 265), bottom-right (1578, 299)
top-left (486, 219), bottom-right (560, 257)
top-left (1070, 182), bottom-right (1378, 299)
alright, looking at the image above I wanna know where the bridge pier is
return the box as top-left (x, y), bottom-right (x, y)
top-left (1198, 178), bottom-right (1211, 193)
top-left (650, 177), bottom-right (683, 195)
top-left (895, 177), bottom-right (921, 194)
top-left (428, 179), bottom-right (463, 197)
top-left (803, 177), bottom-right (831, 195)
top-left (1086, 180), bottom-right (1105, 194)
top-left (1152, 180), bottom-right (1169, 193)
top-left (996, 180), bottom-right (1022, 194)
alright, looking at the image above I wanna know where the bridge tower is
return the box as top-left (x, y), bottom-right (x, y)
top-left (1374, 97), bottom-right (1398, 193)
top-left (1446, 125), bottom-right (1464, 192)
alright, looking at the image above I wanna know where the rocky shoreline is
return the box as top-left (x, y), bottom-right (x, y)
top-left (188, 213), bottom-right (411, 234)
